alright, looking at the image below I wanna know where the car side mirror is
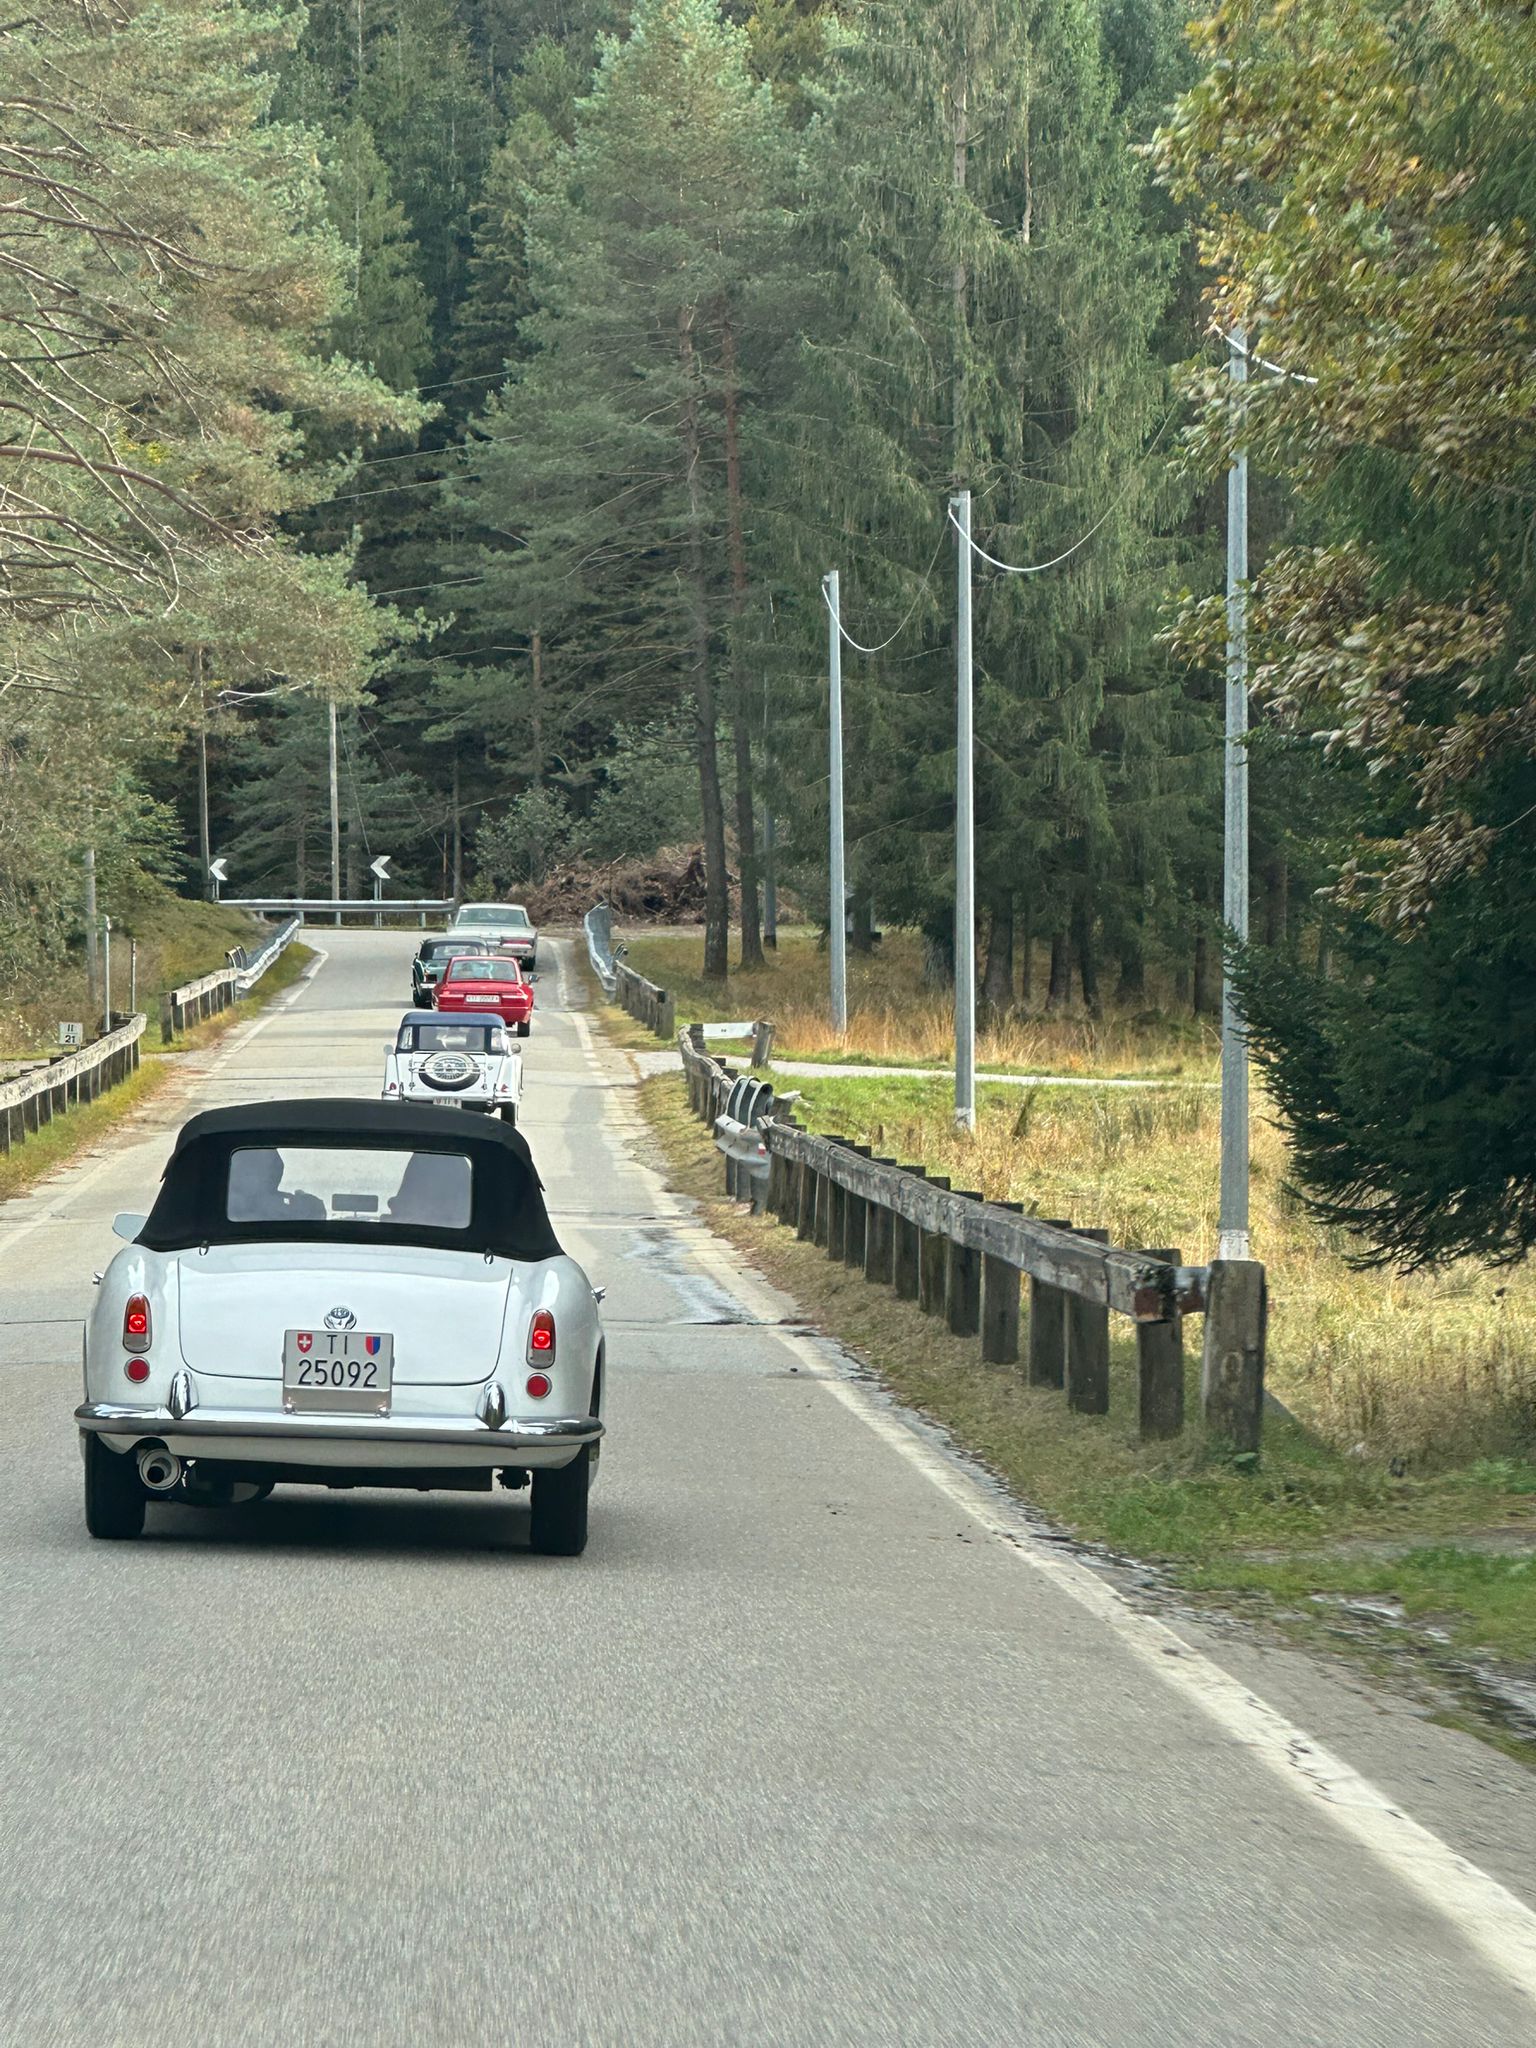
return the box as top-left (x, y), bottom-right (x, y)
top-left (112, 1212), bottom-right (146, 1242)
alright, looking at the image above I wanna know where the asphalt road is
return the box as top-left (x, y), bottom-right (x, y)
top-left (2, 931), bottom-right (1534, 2046)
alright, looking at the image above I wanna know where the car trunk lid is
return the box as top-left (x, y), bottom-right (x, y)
top-left (176, 1244), bottom-right (515, 1385)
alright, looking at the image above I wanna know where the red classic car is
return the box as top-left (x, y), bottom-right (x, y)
top-left (434, 954), bottom-right (535, 1036)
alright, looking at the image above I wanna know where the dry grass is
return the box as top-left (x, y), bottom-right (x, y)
top-left (618, 927), bottom-right (1218, 1079)
top-left (634, 1073), bottom-right (1536, 1685)
top-left (774, 1071), bottom-right (1536, 1470)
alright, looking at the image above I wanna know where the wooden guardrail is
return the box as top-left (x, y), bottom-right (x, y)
top-left (679, 1029), bottom-right (1267, 1451)
top-left (0, 1013), bottom-right (146, 1157)
top-left (160, 965), bottom-right (238, 1043)
top-left (615, 960), bottom-right (676, 1040)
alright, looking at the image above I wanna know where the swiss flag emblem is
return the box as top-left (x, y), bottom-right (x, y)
top-left (296, 1332), bottom-right (312, 1353)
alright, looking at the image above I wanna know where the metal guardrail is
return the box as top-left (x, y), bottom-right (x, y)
top-left (229, 914), bottom-right (301, 993)
top-left (224, 897), bottom-right (454, 918)
top-left (679, 1029), bottom-right (1267, 1450)
top-left (0, 1013), bottom-right (146, 1156)
top-left (583, 904), bottom-right (617, 998)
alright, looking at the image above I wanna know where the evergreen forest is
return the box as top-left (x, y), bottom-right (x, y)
top-left (3, 0), bottom-right (1534, 1265)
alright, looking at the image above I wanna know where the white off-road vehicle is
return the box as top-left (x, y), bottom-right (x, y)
top-left (383, 1013), bottom-right (523, 1122)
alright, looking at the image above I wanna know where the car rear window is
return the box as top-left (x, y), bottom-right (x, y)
top-left (447, 957), bottom-right (512, 982)
top-left (227, 1147), bottom-right (473, 1229)
top-left (398, 1020), bottom-right (504, 1053)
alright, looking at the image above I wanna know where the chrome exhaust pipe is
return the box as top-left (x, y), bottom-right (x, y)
top-left (137, 1447), bottom-right (183, 1492)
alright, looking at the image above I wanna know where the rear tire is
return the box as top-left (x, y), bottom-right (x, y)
top-left (83, 1435), bottom-right (145, 1540)
top-left (517, 1021), bottom-right (530, 1038)
top-left (498, 1105), bottom-right (517, 1126)
top-left (529, 1449), bottom-right (589, 1556)
top-left (412, 990), bottom-right (430, 1009)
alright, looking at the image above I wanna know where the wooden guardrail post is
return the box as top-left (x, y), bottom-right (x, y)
top-left (796, 1156), bottom-right (818, 1240)
top-left (864, 1160), bottom-right (896, 1285)
top-left (945, 1192), bottom-right (984, 1337)
top-left (1137, 1246), bottom-right (1184, 1440)
top-left (917, 1175), bottom-right (951, 1314)
top-left (1201, 1259), bottom-right (1267, 1452)
top-left (825, 1161), bottom-right (846, 1261)
top-left (892, 1196), bottom-right (920, 1299)
top-left (1066, 1227), bottom-right (1111, 1414)
top-left (981, 1201), bottom-right (1024, 1366)
top-left (1026, 1218), bottom-right (1073, 1387)
top-left (843, 1146), bottom-right (871, 1269)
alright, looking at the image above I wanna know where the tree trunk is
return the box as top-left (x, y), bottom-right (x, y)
top-left (1117, 919), bottom-right (1146, 1000)
top-left (762, 809), bottom-right (777, 949)
top-left (451, 754), bottom-right (463, 901)
top-left (1193, 901), bottom-right (1222, 1017)
top-left (922, 917), bottom-right (954, 990)
top-left (529, 630), bottom-right (545, 787)
top-left (193, 646), bottom-right (211, 899)
top-left (981, 899), bottom-right (1014, 1017)
top-left (1263, 851), bottom-right (1289, 948)
top-left (678, 302), bottom-right (730, 982)
top-left (850, 891), bottom-right (875, 955)
top-left (1019, 905), bottom-right (1033, 1008)
top-left (1046, 928), bottom-right (1072, 1012)
top-left (718, 303), bottom-right (761, 969)
top-left (296, 794), bottom-right (308, 898)
top-left (1072, 897), bottom-right (1100, 1014)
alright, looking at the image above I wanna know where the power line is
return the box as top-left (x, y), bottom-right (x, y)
top-left (950, 403), bottom-right (1180, 577)
top-left (283, 368), bottom-right (509, 421)
top-left (821, 526), bottom-right (947, 654)
top-left (1219, 327), bottom-right (1317, 387)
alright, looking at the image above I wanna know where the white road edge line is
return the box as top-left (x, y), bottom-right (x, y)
top-left (560, 940), bottom-right (1536, 2009)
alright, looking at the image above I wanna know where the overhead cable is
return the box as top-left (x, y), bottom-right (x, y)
top-left (949, 402), bottom-right (1179, 577)
top-left (821, 528), bottom-right (947, 654)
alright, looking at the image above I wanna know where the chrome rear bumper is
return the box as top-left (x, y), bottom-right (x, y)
top-left (76, 1402), bottom-right (601, 1466)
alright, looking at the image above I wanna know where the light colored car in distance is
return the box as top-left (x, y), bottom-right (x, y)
top-left (383, 1012), bottom-right (523, 1122)
top-left (446, 901), bottom-right (538, 970)
top-left (78, 1099), bottom-right (605, 1555)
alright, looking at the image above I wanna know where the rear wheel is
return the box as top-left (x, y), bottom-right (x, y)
top-left (517, 1021), bottom-right (530, 1038)
top-left (498, 1105), bottom-right (517, 1126)
top-left (83, 1435), bottom-right (145, 1540)
top-left (412, 990), bottom-right (430, 1009)
top-left (529, 1449), bottom-right (589, 1556)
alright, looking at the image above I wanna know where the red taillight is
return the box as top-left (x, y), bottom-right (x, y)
top-left (124, 1358), bottom-right (150, 1384)
top-left (525, 1371), bottom-right (552, 1400)
top-left (123, 1294), bottom-right (151, 1353)
top-left (528, 1309), bottom-right (555, 1361)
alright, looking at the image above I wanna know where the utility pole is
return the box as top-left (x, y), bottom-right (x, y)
top-left (83, 846), bottom-right (99, 1013)
top-left (101, 916), bottom-right (112, 1036)
top-left (822, 570), bottom-right (848, 1038)
top-left (328, 698), bottom-right (341, 929)
top-left (1218, 330), bottom-right (1252, 1259)
top-left (951, 489), bottom-right (977, 1132)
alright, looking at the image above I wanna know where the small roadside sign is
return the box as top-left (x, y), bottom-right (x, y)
top-left (370, 854), bottom-right (392, 882)
top-left (58, 1022), bottom-right (84, 1047)
top-left (208, 857), bottom-right (228, 884)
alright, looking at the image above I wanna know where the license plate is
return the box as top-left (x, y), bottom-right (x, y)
top-left (283, 1330), bottom-right (393, 1413)
top-left (465, 994), bottom-right (497, 1003)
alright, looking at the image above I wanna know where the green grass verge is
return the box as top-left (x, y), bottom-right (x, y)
top-left (633, 1071), bottom-right (1536, 1701)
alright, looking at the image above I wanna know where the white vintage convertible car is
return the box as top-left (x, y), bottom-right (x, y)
top-left (77, 1100), bottom-right (604, 1554)
top-left (383, 1012), bottom-right (523, 1121)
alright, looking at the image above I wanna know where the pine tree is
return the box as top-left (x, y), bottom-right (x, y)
top-left (766, 0), bottom-right (1184, 1007)
top-left (448, 0), bottom-right (792, 978)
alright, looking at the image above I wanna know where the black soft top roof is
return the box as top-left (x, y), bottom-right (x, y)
top-left (139, 1097), bottom-right (561, 1260)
